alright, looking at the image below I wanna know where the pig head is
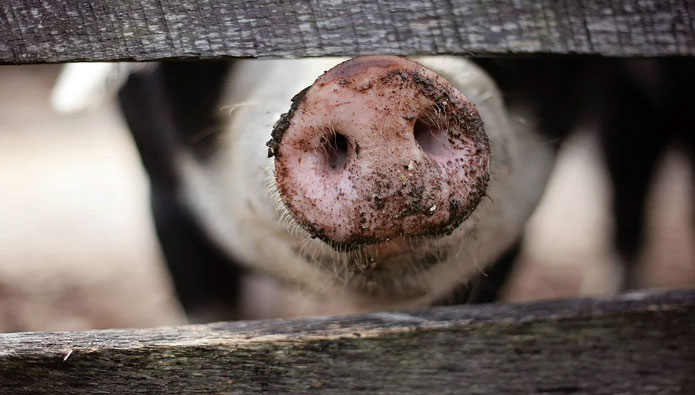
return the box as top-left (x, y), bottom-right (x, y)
top-left (177, 56), bottom-right (553, 311)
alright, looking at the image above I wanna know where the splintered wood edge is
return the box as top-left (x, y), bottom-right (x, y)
top-left (1, 0), bottom-right (694, 64)
top-left (0, 289), bottom-right (693, 394)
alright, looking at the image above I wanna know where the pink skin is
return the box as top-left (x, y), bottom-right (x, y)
top-left (269, 56), bottom-right (490, 250)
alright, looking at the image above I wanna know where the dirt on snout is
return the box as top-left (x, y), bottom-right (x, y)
top-left (271, 56), bottom-right (490, 249)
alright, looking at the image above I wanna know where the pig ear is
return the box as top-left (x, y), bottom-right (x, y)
top-left (116, 61), bottom-right (232, 187)
top-left (117, 61), bottom-right (232, 162)
top-left (50, 63), bottom-right (138, 113)
top-left (156, 62), bottom-right (232, 157)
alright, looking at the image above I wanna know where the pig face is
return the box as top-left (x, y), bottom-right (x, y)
top-left (176, 56), bottom-right (554, 311)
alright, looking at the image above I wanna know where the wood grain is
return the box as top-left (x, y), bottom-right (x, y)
top-left (1, 289), bottom-right (693, 393)
top-left (1, 0), bottom-right (693, 64)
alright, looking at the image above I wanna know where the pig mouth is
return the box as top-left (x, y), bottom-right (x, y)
top-left (291, 233), bottom-right (454, 297)
top-left (346, 237), bottom-right (449, 271)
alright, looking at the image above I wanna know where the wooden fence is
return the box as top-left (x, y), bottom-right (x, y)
top-left (1, 289), bottom-right (693, 393)
top-left (1, 0), bottom-right (694, 64)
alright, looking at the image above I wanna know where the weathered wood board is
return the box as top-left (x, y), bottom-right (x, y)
top-left (0, 289), bottom-right (693, 394)
top-left (1, 0), bottom-right (694, 64)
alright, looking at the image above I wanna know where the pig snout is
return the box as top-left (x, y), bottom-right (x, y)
top-left (267, 56), bottom-right (491, 249)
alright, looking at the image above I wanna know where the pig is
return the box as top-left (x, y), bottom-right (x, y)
top-left (109, 56), bottom-right (565, 321)
top-left (53, 56), bottom-right (692, 322)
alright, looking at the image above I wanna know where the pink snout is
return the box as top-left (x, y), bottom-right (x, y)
top-left (267, 56), bottom-right (490, 249)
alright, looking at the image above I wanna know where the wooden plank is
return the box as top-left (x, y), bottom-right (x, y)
top-left (1, 0), bottom-right (693, 64)
top-left (0, 289), bottom-right (693, 394)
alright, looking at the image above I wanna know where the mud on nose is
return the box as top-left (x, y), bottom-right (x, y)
top-left (267, 56), bottom-right (490, 249)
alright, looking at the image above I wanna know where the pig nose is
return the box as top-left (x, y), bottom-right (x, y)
top-left (268, 56), bottom-right (490, 249)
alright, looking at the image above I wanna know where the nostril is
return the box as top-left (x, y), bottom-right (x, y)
top-left (320, 132), bottom-right (349, 170)
top-left (413, 117), bottom-right (449, 156)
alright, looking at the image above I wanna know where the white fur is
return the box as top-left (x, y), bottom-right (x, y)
top-left (50, 63), bottom-right (144, 114)
top-left (177, 56), bottom-right (556, 314)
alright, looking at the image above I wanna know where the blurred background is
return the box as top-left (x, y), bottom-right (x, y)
top-left (0, 64), bottom-right (693, 332)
